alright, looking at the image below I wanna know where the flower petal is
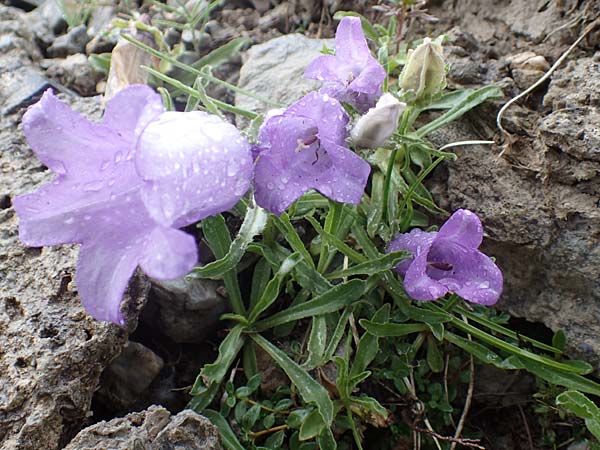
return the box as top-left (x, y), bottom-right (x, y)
top-left (437, 209), bottom-right (483, 249)
top-left (334, 17), bottom-right (372, 63)
top-left (427, 240), bottom-right (503, 305)
top-left (312, 142), bottom-right (370, 205)
top-left (285, 92), bottom-right (349, 146)
top-left (101, 84), bottom-right (165, 146)
top-left (403, 241), bottom-right (449, 301)
top-left (139, 227), bottom-right (197, 279)
top-left (76, 234), bottom-right (144, 325)
top-left (389, 228), bottom-right (438, 275)
top-left (135, 111), bottom-right (253, 227)
top-left (254, 153), bottom-right (308, 215)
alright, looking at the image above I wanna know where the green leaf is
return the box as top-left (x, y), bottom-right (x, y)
top-left (299, 409), bottom-right (327, 440)
top-left (444, 332), bottom-right (508, 368)
top-left (187, 381), bottom-right (220, 412)
top-left (553, 329), bottom-right (567, 353)
top-left (204, 409), bottom-right (246, 450)
top-left (287, 409), bottom-right (311, 429)
top-left (250, 258), bottom-right (272, 310)
top-left (254, 279), bottom-right (367, 331)
top-left (122, 34), bottom-right (281, 107)
top-left (265, 430), bottom-right (286, 449)
top-left (359, 321), bottom-right (428, 337)
top-left (556, 391), bottom-right (600, 441)
top-left (426, 335), bottom-right (444, 373)
top-left (317, 427), bottom-right (337, 450)
top-left (193, 204), bottom-right (267, 278)
top-left (305, 315), bottom-right (328, 369)
top-left (325, 250), bottom-right (408, 279)
top-left (252, 334), bottom-right (334, 426)
top-left (201, 214), bottom-right (245, 315)
top-left (272, 213), bottom-right (315, 269)
top-left (192, 324), bottom-right (245, 394)
top-left (350, 304), bottom-right (390, 380)
top-left (88, 53), bottom-right (111, 73)
top-left (519, 358), bottom-right (600, 396)
top-left (415, 85), bottom-right (503, 137)
top-left (323, 308), bottom-right (352, 363)
top-left (248, 252), bottom-right (302, 323)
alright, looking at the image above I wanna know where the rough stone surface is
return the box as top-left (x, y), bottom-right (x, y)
top-left (44, 53), bottom-right (103, 96)
top-left (0, 91), bottom-right (150, 449)
top-left (422, 1), bottom-right (600, 367)
top-left (96, 342), bottom-right (164, 412)
top-left (142, 277), bottom-right (227, 344)
top-left (235, 34), bottom-right (331, 123)
top-left (47, 24), bottom-right (89, 58)
top-left (63, 405), bottom-right (222, 450)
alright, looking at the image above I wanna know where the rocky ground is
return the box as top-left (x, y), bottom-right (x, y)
top-left (0, 0), bottom-right (598, 449)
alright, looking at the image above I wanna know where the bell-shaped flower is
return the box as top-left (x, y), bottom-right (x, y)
top-left (253, 91), bottom-right (370, 215)
top-left (388, 209), bottom-right (503, 305)
top-left (351, 93), bottom-right (406, 148)
top-left (14, 85), bottom-right (253, 325)
top-left (304, 16), bottom-right (386, 113)
top-left (400, 37), bottom-right (446, 102)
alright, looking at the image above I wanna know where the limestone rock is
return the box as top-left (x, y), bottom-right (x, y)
top-left (0, 47), bottom-right (148, 447)
top-left (143, 277), bottom-right (227, 344)
top-left (235, 34), bottom-right (331, 122)
top-left (63, 405), bottom-right (222, 450)
top-left (47, 25), bottom-right (89, 58)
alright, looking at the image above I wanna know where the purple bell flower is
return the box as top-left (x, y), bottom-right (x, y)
top-left (388, 209), bottom-right (503, 305)
top-left (304, 16), bottom-right (386, 113)
top-left (253, 91), bottom-right (370, 215)
top-left (14, 85), bottom-right (253, 325)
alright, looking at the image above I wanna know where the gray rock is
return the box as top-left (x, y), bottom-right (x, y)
top-left (47, 24), bottom-right (89, 58)
top-left (96, 342), bottom-right (164, 411)
top-left (63, 405), bottom-right (222, 450)
top-left (0, 94), bottom-right (149, 449)
top-left (428, 39), bottom-right (600, 367)
top-left (235, 34), bottom-right (332, 122)
top-left (87, 4), bottom-right (116, 37)
top-left (0, 4), bottom-right (42, 66)
top-left (143, 277), bottom-right (227, 344)
top-left (44, 53), bottom-right (103, 96)
top-left (27, 0), bottom-right (67, 35)
top-left (0, 66), bottom-right (52, 116)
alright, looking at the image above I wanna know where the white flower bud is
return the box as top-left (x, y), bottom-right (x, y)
top-left (400, 37), bottom-right (446, 101)
top-left (351, 93), bottom-right (406, 148)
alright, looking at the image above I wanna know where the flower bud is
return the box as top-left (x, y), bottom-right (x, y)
top-left (351, 93), bottom-right (406, 148)
top-left (400, 37), bottom-right (446, 101)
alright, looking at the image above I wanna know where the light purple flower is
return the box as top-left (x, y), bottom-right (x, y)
top-left (253, 91), bottom-right (370, 215)
top-left (14, 85), bottom-right (253, 325)
top-left (388, 209), bottom-right (503, 305)
top-left (304, 16), bottom-right (386, 112)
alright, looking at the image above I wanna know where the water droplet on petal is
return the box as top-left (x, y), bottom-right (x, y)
top-left (83, 180), bottom-right (103, 192)
top-left (100, 161), bottom-right (110, 171)
top-left (64, 217), bottom-right (74, 225)
top-left (114, 152), bottom-right (123, 163)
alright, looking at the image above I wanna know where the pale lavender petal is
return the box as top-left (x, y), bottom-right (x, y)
top-left (388, 228), bottom-right (438, 275)
top-left (254, 153), bottom-right (308, 215)
top-left (285, 92), bottom-right (349, 145)
top-left (334, 16), bottom-right (372, 62)
top-left (348, 63), bottom-right (387, 95)
top-left (427, 240), bottom-right (502, 305)
top-left (139, 227), bottom-right (198, 279)
top-left (22, 90), bottom-right (125, 177)
top-left (313, 143), bottom-right (370, 205)
top-left (101, 84), bottom-right (164, 146)
top-left (437, 209), bottom-right (483, 249)
top-left (135, 111), bottom-right (253, 227)
top-left (304, 55), bottom-right (347, 84)
top-left (76, 235), bottom-right (144, 326)
top-left (403, 241), bottom-right (449, 301)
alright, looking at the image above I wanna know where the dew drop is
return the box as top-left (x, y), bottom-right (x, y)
top-left (114, 152), bottom-right (123, 163)
top-left (266, 182), bottom-right (275, 190)
top-left (64, 217), bottom-right (74, 225)
top-left (83, 180), bottom-right (103, 192)
top-left (100, 161), bottom-right (110, 171)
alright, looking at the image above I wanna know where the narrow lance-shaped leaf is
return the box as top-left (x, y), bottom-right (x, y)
top-left (254, 279), bottom-right (367, 331)
top-left (193, 203), bottom-right (268, 278)
top-left (251, 334), bottom-right (334, 426)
